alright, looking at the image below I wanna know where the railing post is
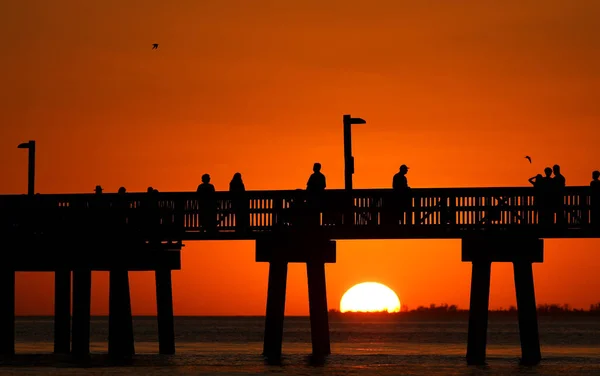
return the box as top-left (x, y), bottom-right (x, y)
top-left (273, 197), bottom-right (282, 228)
top-left (413, 194), bottom-right (421, 224)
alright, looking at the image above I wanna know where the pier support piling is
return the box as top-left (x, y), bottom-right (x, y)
top-left (155, 269), bottom-right (175, 355)
top-left (466, 261), bottom-right (491, 365)
top-left (307, 261), bottom-right (331, 356)
top-left (72, 269), bottom-right (92, 358)
top-left (462, 237), bottom-right (544, 366)
top-left (514, 261), bottom-right (541, 365)
top-left (257, 237), bottom-right (335, 359)
top-left (109, 270), bottom-right (135, 357)
top-left (263, 261), bottom-right (288, 359)
top-left (54, 270), bottom-right (71, 354)
top-left (0, 269), bottom-right (15, 355)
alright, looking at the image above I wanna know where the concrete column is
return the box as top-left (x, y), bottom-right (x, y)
top-left (262, 261), bottom-right (288, 359)
top-left (109, 270), bottom-right (135, 357)
top-left (155, 269), bottom-right (175, 355)
top-left (0, 270), bottom-right (15, 355)
top-left (514, 261), bottom-right (541, 365)
top-left (72, 269), bottom-right (92, 358)
top-left (466, 261), bottom-right (491, 365)
top-left (306, 261), bottom-right (331, 356)
top-left (53, 270), bottom-right (71, 354)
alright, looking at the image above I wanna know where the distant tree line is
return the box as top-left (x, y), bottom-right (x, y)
top-left (328, 302), bottom-right (600, 318)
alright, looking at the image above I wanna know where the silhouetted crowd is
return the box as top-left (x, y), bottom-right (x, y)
top-left (90, 162), bottom-right (599, 232)
top-left (527, 164), bottom-right (566, 224)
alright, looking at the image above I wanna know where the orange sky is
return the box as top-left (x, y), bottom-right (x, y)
top-left (1, 0), bottom-right (599, 315)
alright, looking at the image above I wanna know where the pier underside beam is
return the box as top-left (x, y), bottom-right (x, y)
top-left (462, 237), bottom-right (543, 366)
top-left (54, 270), bottom-right (71, 354)
top-left (109, 269), bottom-right (135, 357)
top-left (0, 269), bottom-right (15, 355)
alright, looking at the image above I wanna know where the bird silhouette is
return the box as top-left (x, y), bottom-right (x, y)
top-left (152, 44), bottom-right (159, 50)
top-left (525, 156), bottom-right (532, 163)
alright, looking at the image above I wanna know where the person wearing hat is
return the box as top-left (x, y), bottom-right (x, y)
top-left (393, 165), bottom-right (410, 190)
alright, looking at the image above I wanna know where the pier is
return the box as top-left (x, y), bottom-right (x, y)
top-left (0, 185), bottom-right (598, 365)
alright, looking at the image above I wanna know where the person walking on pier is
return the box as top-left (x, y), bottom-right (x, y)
top-left (306, 163), bottom-right (326, 226)
top-left (591, 170), bottom-right (600, 226)
top-left (229, 172), bottom-right (249, 233)
top-left (197, 174), bottom-right (217, 233)
top-left (392, 165), bottom-right (412, 225)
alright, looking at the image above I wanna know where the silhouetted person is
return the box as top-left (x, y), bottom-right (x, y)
top-left (229, 172), bottom-right (249, 232)
top-left (144, 185), bottom-right (160, 241)
top-left (91, 185), bottom-right (107, 235)
top-left (307, 163), bottom-right (326, 192)
top-left (536, 167), bottom-right (554, 225)
top-left (392, 165), bottom-right (412, 225)
top-left (591, 170), bottom-right (600, 226)
top-left (306, 163), bottom-right (326, 226)
top-left (393, 165), bottom-right (410, 190)
top-left (528, 174), bottom-right (545, 224)
top-left (552, 164), bottom-right (566, 224)
top-left (115, 187), bottom-right (129, 231)
top-left (197, 174), bottom-right (217, 232)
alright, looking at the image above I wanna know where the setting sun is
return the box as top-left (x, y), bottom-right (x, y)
top-left (340, 282), bottom-right (401, 313)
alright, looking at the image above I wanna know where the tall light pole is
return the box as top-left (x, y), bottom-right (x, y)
top-left (17, 140), bottom-right (35, 196)
top-left (343, 114), bottom-right (366, 191)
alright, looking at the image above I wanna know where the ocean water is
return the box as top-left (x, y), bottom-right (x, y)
top-left (2, 316), bottom-right (600, 375)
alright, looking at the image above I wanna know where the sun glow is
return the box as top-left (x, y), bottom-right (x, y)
top-left (340, 282), bottom-right (401, 313)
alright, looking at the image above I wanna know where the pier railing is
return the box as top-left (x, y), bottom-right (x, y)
top-left (0, 186), bottom-right (596, 240)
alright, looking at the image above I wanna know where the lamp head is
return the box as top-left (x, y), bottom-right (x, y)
top-left (343, 114), bottom-right (366, 125)
top-left (17, 140), bottom-right (34, 149)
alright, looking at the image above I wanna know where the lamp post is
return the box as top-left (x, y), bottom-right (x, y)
top-left (342, 114), bottom-right (366, 191)
top-left (17, 140), bottom-right (35, 196)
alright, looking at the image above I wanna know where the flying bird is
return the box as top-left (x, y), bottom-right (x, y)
top-left (152, 43), bottom-right (159, 50)
top-left (525, 156), bottom-right (532, 163)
